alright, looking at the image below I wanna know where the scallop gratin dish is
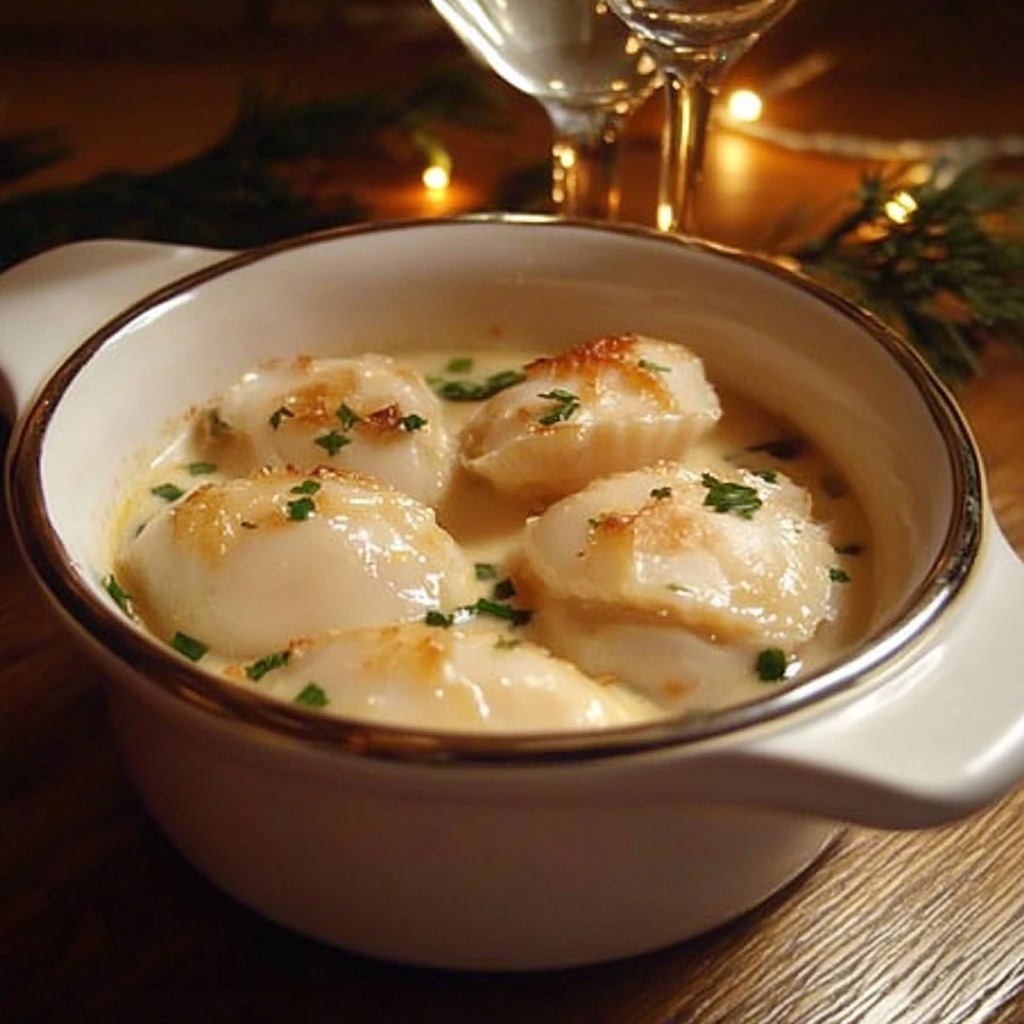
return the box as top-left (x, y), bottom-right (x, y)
top-left (104, 334), bottom-right (873, 735)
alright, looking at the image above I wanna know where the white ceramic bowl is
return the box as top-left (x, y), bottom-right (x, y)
top-left (3, 218), bottom-right (1024, 971)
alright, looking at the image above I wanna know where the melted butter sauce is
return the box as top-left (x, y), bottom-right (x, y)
top-left (110, 347), bottom-right (875, 722)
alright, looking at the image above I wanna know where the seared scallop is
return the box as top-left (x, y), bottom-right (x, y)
top-left (237, 622), bottom-right (657, 733)
top-left (518, 462), bottom-right (837, 706)
top-left (197, 354), bottom-right (455, 506)
top-left (460, 334), bottom-right (720, 505)
top-left (522, 461), bottom-right (835, 645)
top-left (116, 467), bottom-right (477, 658)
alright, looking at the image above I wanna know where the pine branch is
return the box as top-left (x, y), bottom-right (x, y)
top-left (791, 167), bottom-right (1024, 381)
top-left (0, 65), bottom-right (507, 273)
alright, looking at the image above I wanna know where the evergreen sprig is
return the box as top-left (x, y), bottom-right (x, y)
top-left (0, 64), bottom-right (506, 272)
top-left (791, 167), bottom-right (1024, 380)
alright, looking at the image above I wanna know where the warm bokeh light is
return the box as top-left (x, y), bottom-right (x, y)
top-left (725, 89), bottom-right (764, 123)
top-left (657, 201), bottom-right (674, 232)
top-left (422, 163), bottom-right (451, 193)
top-left (884, 190), bottom-right (918, 224)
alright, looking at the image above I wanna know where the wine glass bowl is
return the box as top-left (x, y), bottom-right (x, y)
top-left (608, 0), bottom-right (800, 233)
top-left (429, 0), bottom-right (660, 218)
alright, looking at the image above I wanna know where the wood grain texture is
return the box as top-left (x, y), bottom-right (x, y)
top-left (2, 5), bottom-right (1024, 1020)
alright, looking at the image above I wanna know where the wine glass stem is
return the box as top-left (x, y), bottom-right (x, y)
top-left (546, 106), bottom-right (625, 220)
top-left (659, 70), bottom-right (715, 235)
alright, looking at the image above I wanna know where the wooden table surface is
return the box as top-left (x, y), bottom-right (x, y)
top-left (2, 3), bottom-right (1023, 1021)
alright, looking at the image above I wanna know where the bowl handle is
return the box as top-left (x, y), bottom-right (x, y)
top-left (0, 239), bottom-right (229, 423)
top-left (694, 517), bottom-right (1024, 828)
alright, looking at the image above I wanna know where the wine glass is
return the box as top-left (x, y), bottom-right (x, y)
top-left (607, 0), bottom-right (800, 233)
top-left (429, 0), bottom-right (660, 219)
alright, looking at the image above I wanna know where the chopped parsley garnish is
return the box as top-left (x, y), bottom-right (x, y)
top-left (245, 650), bottom-right (291, 681)
top-left (172, 632), bottom-right (208, 661)
top-left (494, 635), bottom-right (522, 651)
top-left (290, 479), bottom-right (321, 495)
top-left (536, 388), bottom-right (581, 426)
top-left (425, 609), bottom-right (455, 628)
top-left (700, 472), bottom-right (762, 519)
top-left (314, 429), bottom-right (351, 456)
top-left (104, 574), bottom-right (134, 616)
top-left (269, 405), bottom-right (294, 430)
top-left (474, 562), bottom-right (498, 581)
top-left (746, 437), bottom-right (805, 460)
top-left (492, 577), bottom-right (516, 601)
top-left (667, 582), bottom-right (694, 595)
top-left (399, 413), bottom-right (427, 432)
top-left (834, 543), bottom-right (864, 556)
top-left (754, 469), bottom-right (778, 483)
top-left (638, 358), bottom-right (670, 373)
top-left (286, 495), bottom-right (317, 521)
top-left (446, 357), bottom-right (474, 373)
top-left (469, 597), bottom-right (532, 626)
top-left (829, 567), bottom-right (852, 583)
top-left (336, 403), bottom-right (362, 430)
top-left (188, 461), bottom-right (217, 476)
top-left (430, 368), bottom-right (526, 402)
top-left (151, 482), bottom-right (185, 502)
top-left (650, 486), bottom-right (673, 500)
top-left (294, 683), bottom-right (329, 708)
top-left (756, 647), bottom-right (788, 682)
top-left (424, 596), bottom-right (532, 629)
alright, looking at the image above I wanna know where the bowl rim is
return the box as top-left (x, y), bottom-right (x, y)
top-left (6, 214), bottom-right (984, 765)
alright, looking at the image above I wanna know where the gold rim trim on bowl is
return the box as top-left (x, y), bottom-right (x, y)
top-left (5, 215), bottom-right (984, 765)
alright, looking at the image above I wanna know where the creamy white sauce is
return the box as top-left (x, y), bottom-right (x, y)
top-left (107, 342), bottom-right (874, 731)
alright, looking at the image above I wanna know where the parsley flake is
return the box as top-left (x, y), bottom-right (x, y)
top-left (172, 632), bottom-right (208, 662)
top-left (151, 482), bottom-right (185, 502)
top-left (756, 648), bottom-right (788, 682)
top-left (188, 461), bottom-right (217, 476)
top-left (431, 369), bottom-right (526, 402)
top-left (638, 358), bottom-right (670, 373)
top-left (425, 610), bottom-right (455, 628)
top-left (446, 357), bottom-right (474, 373)
top-left (286, 495), bottom-right (316, 521)
top-left (290, 479), bottom-right (322, 495)
top-left (399, 413), bottom-right (427, 432)
top-left (336, 403), bottom-right (362, 430)
top-left (314, 429), bottom-right (351, 456)
top-left (469, 597), bottom-right (532, 626)
top-left (295, 683), bottom-right (329, 709)
top-left (492, 577), bottom-right (516, 601)
top-left (474, 562), bottom-right (498, 581)
top-left (104, 574), bottom-right (134, 617)
top-left (245, 650), bottom-right (291, 681)
top-left (700, 473), bottom-right (762, 519)
top-left (650, 486), bottom-right (673, 500)
top-left (269, 405), bottom-right (294, 430)
top-left (754, 469), bottom-right (778, 484)
top-left (829, 567), bottom-right (852, 583)
top-left (494, 635), bottom-right (522, 651)
top-left (536, 388), bottom-right (581, 426)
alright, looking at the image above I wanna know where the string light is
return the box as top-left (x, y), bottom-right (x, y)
top-left (422, 162), bottom-right (450, 193)
top-left (884, 190), bottom-right (919, 224)
top-left (725, 88), bottom-right (764, 124)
